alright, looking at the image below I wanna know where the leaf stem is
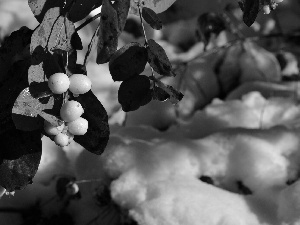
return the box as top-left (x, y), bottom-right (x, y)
top-left (137, 3), bottom-right (148, 46)
top-left (83, 24), bottom-right (100, 66)
top-left (75, 13), bottom-right (102, 32)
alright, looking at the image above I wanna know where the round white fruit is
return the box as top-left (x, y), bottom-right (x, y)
top-left (66, 183), bottom-right (80, 195)
top-left (48, 73), bottom-right (70, 94)
top-left (60, 100), bottom-right (84, 122)
top-left (54, 133), bottom-right (69, 147)
top-left (263, 5), bottom-right (271, 14)
top-left (67, 117), bottom-right (88, 135)
top-left (69, 74), bottom-right (92, 95)
top-left (44, 120), bottom-right (65, 136)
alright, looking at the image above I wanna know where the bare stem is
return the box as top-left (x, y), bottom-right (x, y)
top-left (75, 13), bottom-right (102, 32)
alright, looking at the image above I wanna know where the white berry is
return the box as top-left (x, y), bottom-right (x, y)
top-left (66, 183), bottom-right (79, 195)
top-left (69, 74), bottom-right (92, 95)
top-left (48, 73), bottom-right (70, 94)
top-left (263, 5), bottom-right (271, 14)
top-left (67, 117), bottom-right (88, 135)
top-left (54, 133), bottom-right (69, 147)
top-left (44, 120), bottom-right (64, 136)
top-left (60, 100), bottom-right (84, 122)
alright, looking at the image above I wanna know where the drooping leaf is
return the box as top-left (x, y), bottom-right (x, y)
top-left (152, 86), bottom-right (169, 101)
top-left (118, 75), bottom-right (151, 112)
top-left (151, 77), bottom-right (183, 105)
top-left (129, 0), bottom-right (176, 15)
top-left (96, 0), bottom-right (119, 64)
top-left (72, 91), bottom-right (109, 155)
top-left (0, 129), bottom-right (42, 192)
top-left (109, 42), bottom-right (148, 81)
top-left (113, 0), bottom-right (131, 33)
top-left (142, 7), bottom-right (162, 30)
top-left (147, 39), bottom-right (173, 76)
top-left (0, 27), bottom-right (32, 83)
top-left (12, 87), bottom-right (55, 131)
top-left (240, 0), bottom-right (260, 27)
top-left (30, 7), bottom-right (75, 54)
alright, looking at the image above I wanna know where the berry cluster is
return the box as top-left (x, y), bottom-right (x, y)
top-left (45, 73), bottom-right (92, 147)
top-left (262, 0), bottom-right (284, 14)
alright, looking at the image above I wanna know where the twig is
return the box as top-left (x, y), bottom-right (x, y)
top-left (75, 13), bottom-right (102, 32)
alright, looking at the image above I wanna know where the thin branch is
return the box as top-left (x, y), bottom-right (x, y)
top-left (75, 13), bottom-right (102, 32)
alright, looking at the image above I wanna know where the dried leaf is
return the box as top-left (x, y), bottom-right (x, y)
top-left (113, 0), bottom-right (131, 33)
top-left (152, 78), bottom-right (183, 105)
top-left (109, 42), bottom-right (148, 81)
top-left (152, 86), bottom-right (169, 101)
top-left (72, 91), bottom-right (109, 155)
top-left (142, 7), bottom-right (162, 30)
top-left (30, 7), bottom-right (75, 54)
top-left (12, 87), bottom-right (55, 131)
top-left (147, 39), bottom-right (173, 76)
top-left (96, 0), bottom-right (119, 64)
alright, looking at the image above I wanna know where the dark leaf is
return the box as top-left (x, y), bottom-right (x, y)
top-left (31, 45), bottom-right (46, 65)
top-left (12, 87), bottom-right (55, 131)
top-left (123, 18), bottom-right (143, 38)
top-left (152, 86), bottom-right (170, 101)
top-left (30, 7), bottom-right (75, 54)
top-left (242, 0), bottom-right (260, 27)
top-left (151, 77), bottom-right (183, 105)
top-left (29, 81), bottom-right (52, 99)
top-left (71, 32), bottom-right (83, 50)
top-left (109, 42), bottom-right (148, 81)
top-left (0, 27), bottom-right (32, 83)
top-left (118, 75), bottom-right (151, 112)
top-left (28, 49), bottom-right (63, 85)
top-left (96, 0), bottom-right (119, 64)
top-left (0, 129), bottom-right (41, 191)
top-left (196, 13), bottom-right (226, 46)
top-left (147, 39), bottom-right (173, 76)
top-left (72, 91), bottom-right (109, 155)
top-left (0, 60), bottom-right (31, 135)
top-left (113, 0), bottom-right (131, 33)
top-left (142, 7), bottom-right (162, 30)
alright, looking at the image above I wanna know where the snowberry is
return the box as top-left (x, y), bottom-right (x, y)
top-left (66, 183), bottom-right (80, 195)
top-left (69, 74), bottom-right (92, 95)
top-left (48, 73), bottom-right (70, 94)
top-left (67, 117), bottom-right (88, 135)
top-left (263, 5), bottom-right (271, 14)
top-left (44, 120), bottom-right (65, 136)
top-left (60, 100), bottom-right (84, 122)
top-left (54, 133), bottom-right (69, 147)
